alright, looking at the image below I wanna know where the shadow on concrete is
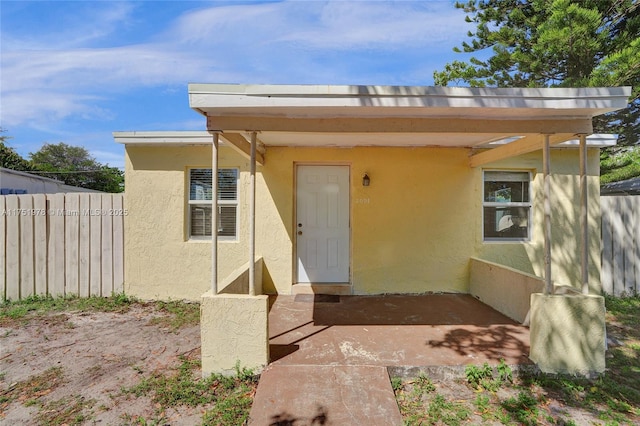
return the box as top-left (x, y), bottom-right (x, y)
top-left (268, 405), bottom-right (328, 426)
top-left (427, 326), bottom-right (530, 362)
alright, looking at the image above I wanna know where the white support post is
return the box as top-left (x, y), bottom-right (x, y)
top-left (249, 132), bottom-right (257, 296)
top-left (579, 134), bottom-right (589, 294)
top-left (543, 134), bottom-right (553, 295)
top-left (211, 133), bottom-right (219, 294)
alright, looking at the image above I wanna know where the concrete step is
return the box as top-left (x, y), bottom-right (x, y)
top-left (248, 365), bottom-right (403, 425)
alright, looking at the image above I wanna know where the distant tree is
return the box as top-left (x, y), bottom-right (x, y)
top-left (433, 0), bottom-right (639, 148)
top-left (0, 128), bottom-right (33, 171)
top-left (29, 142), bottom-right (124, 192)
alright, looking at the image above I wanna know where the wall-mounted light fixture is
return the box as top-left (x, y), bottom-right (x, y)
top-left (362, 173), bottom-right (370, 187)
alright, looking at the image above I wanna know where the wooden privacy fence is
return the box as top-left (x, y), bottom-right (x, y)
top-left (1, 193), bottom-right (125, 301)
top-left (601, 195), bottom-right (640, 296)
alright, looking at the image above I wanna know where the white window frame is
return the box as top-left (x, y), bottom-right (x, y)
top-left (188, 168), bottom-right (239, 241)
top-left (482, 170), bottom-right (532, 243)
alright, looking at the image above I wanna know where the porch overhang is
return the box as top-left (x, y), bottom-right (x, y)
top-left (188, 84), bottom-right (631, 161)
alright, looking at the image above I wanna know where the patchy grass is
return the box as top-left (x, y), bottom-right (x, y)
top-left (0, 294), bottom-right (201, 332)
top-left (0, 293), bottom-right (136, 326)
top-left (121, 355), bottom-right (257, 425)
top-left (395, 374), bottom-right (470, 425)
top-left (148, 300), bottom-right (200, 331)
top-left (0, 367), bottom-right (65, 409)
top-left (394, 296), bottom-right (640, 425)
top-left (0, 367), bottom-right (94, 425)
top-left (34, 395), bottom-right (96, 426)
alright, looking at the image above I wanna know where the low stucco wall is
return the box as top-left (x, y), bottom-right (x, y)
top-left (529, 293), bottom-right (606, 376)
top-left (200, 291), bottom-right (269, 376)
top-left (469, 258), bottom-right (544, 324)
top-left (219, 258), bottom-right (264, 295)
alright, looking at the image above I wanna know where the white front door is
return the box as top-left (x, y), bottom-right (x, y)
top-left (296, 165), bottom-right (350, 283)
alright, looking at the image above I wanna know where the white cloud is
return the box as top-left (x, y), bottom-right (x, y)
top-left (1, 90), bottom-right (112, 127)
top-left (167, 1), bottom-right (468, 50)
top-left (2, 2), bottom-right (136, 50)
top-left (287, 1), bottom-right (468, 48)
top-left (1, 1), bottom-right (473, 128)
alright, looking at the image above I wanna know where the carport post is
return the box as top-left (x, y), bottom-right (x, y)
top-left (249, 131), bottom-right (257, 296)
top-left (211, 132), bottom-right (219, 294)
top-left (579, 133), bottom-right (589, 294)
top-left (543, 134), bottom-right (553, 295)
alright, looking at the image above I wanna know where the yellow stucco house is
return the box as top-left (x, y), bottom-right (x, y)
top-left (115, 84), bottom-right (631, 375)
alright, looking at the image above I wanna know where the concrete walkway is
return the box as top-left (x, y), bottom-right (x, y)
top-left (249, 365), bottom-right (403, 425)
top-left (249, 294), bottom-right (531, 425)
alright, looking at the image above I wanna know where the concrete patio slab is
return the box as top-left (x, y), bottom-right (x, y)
top-left (269, 293), bottom-right (532, 368)
top-left (248, 365), bottom-right (403, 425)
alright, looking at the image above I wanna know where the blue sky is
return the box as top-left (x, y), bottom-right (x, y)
top-left (1, 0), bottom-right (483, 169)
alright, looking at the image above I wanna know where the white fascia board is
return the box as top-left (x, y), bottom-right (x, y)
top-left (113, 131), bottom-right (223, 146)
top-left (188, 84), bottom-right (631, 115)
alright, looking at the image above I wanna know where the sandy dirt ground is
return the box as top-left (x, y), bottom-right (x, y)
top-left (1, 305), bottom-right (203, 425)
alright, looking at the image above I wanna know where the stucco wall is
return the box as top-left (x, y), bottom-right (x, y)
top-left (124, 144), bottom-right (602, 300)
top-left (261, 146), bottom-right (476, 295)
top-left (124, 145), bottom-right (251, 300)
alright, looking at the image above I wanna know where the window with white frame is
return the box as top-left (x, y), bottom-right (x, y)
top-left (189, 168), bottom-right (238, 240)
top-left (483, 171), bottom-right (531, 241)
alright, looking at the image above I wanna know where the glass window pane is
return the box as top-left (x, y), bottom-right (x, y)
top-left (484, 172), bottom-right (529, 203)
top-left (190, 205), bottom-right (237, 237)
top-left (218, 205), bottom-right (237, 237)
top-left (218, 169), bottom-right (238, 200)
top-left (190, 169), bottom-right (212, 201)
top-left (484, 206), bottom-right (529, 239)
top-left (190, 205), bottom-right (212, 236)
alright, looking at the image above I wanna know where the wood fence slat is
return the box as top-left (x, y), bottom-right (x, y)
top-left (611, 197), bottom-right (625, 295)
top-left (112, 194), bottom-right (124, 293)
top-left (65, 194), bottom-right (80, 296)
top-left (79, 194), bottom-right (91, 297)
top-left (0, 196), bottom-right (5, 300)
top-left (101, 195), bottom-right (114, 296)
top-left (33, 194), bottom-right (48, 295)
top-left (601, 197), bottom-right (614, 295)
top-left (48, 194), bottom-right (66, 296)
top-left (18, 195), bottom-right (34, 298)
top-left (633, 197), bottom-right (640, 295)
top-left (89, 193), bottom-right (102, 296)
top-left (5, 196), bottom-right (20, 300)
top-left (621, 197), bottom-right (637, 295)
